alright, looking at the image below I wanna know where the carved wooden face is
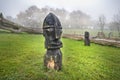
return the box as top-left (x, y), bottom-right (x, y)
top-left (43, 27), bottom-right (55, 41)
top-left (43, 26), bottom-right (62, 41)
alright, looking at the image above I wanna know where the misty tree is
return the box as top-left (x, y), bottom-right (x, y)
top-left (16, 5), bottom-right (42, 28)
top-left (6, 16), bottom-right (14, 22)
top-left (15, 5), bottom-right (91, 30)
top-left (98, 15), bottom-right (106, 33)
top-left (109, 22), bottom-right (114, 32)
top-left (107, 22), bottom-right (114, 38)
top-left (69, 10), bottom-right (91, 29)
top-left (113, 10), bottom-right (120, 37)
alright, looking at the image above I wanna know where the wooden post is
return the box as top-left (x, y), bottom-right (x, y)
top-left (84, 31), bottom-right (90, 46)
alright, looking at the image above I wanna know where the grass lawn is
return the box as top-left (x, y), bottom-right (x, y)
top-left (0, 33), bottom-right (120, 80)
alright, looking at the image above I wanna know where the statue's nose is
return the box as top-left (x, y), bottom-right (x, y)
top-left (55, 33), bottom-right (60, 39)
top-left (55, 35), bottom-right (59, 39)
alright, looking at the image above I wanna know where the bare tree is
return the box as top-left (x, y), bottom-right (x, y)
top-left (98, 15), bottom-right (106, 33)
top-left (113, 10), bottom-right (120, 37)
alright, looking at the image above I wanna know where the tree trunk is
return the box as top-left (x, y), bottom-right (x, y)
top-left (0, 14), bottom-right (42, 34)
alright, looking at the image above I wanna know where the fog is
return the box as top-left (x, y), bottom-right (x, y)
top-left (0, 0), bottom-right (120, 37)
top-left (0, 0), bottom-right (120, 22)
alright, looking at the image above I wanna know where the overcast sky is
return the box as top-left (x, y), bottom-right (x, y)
top-left (0, 0), bottom-right (120, 22)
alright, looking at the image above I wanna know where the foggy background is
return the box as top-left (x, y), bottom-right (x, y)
top-left (0, 0), bottom-right (120, 37)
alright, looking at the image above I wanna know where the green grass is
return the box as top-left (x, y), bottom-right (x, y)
top-left (0, 33), bottom-right (120, 80)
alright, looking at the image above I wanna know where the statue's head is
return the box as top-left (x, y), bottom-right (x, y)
top-left (43, 13), bottom-right (62, 49)
top-left (85, 31), bottom-right (89, 38)
top-left (43, 13), bottom-right (62, 40)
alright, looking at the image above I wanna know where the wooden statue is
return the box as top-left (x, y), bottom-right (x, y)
top-left (43, 13), bottom-right (63, 70)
